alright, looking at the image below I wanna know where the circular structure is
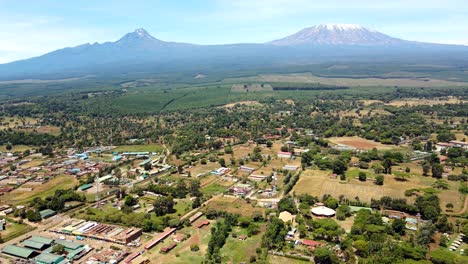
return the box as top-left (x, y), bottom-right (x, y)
top-left (311, 206), bottom-right (336, 217)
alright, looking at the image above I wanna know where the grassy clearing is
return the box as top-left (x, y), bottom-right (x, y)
top-left (2, 175), bottom-right (79, 205)
top-left (220, 225), bottom-right (264, 263)
top-left (0, 145), bottom-right (32, 152)
top-left (201, 196), bottom-right (265, 218)
top-left (268, 255), bottom-right (310, 264)
top-left (293, 169), bottom-right (463, 210)
top-left (112, 143), bottom-right (164, 153)
top-left (201, 183), bottom-right (228, 197)
top-left (387, 97), bottom-right (466, 107)
top-left (0, 218), bottom-right (36, 242)
top-left (189, 162), bottom-right (220, 178)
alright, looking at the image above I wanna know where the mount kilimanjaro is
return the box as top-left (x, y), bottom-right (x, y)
top-left (0, 24), bottom-right (467, 80)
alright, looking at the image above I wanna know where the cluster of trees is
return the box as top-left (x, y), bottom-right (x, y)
top-left (370, 194), bottom-right (442, 221)
top-left (145, 179), bottom-right (201, 199)
top-left (29, 189), bottom-right (85, 212)
top-left (205, 213), bottom-right (239, 263)
top-left (283, 172), bottom-right (301, 195)
top-left (261, 217), bottom-right (288, 250)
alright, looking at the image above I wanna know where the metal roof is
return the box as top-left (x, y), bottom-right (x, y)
top-left (39, 209), bottom-right (56, 219)
top-left (30, 235), bottom-right (54, 245)
top-left (36, 252), bottom-right (65, 264)
top-left (2, 245), bottom-right (36, 258)
top-left (78, 183), bottom-right (93, 191)
top-left (54, 239), bottom-right (83, 250)
top-left (23, 239), bottom-right (47, 250)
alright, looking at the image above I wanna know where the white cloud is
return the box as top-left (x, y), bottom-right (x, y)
top-left (0, 14), bottom-right (120, 63)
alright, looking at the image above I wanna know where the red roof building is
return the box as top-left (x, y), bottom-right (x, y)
top-left (160, 243), bottom-right (177, 253)
top-left (196, 220), bottom-right (210, 228)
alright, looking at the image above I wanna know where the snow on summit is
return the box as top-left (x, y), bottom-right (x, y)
top-left (270, 24), bottom-right (403, 46)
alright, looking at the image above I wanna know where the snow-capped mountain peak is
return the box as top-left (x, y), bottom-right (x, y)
top-left (270, 24), bottom-right (403, 46)
top-left (135, 28), bottom-right (150, 37)
top-left (321, 24), bottom-right (365, 31)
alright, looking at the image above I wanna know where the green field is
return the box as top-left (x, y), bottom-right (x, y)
top-left (201, 183), bottom-right (228, 197)
top-left (112, 143), bottom-right (164, 153)
top-left (2, 175), bottom-right (79, 205)
top-left (0, 217), bottom-right (36, 242)
top-left (220, 226), bottom-right (264, 263)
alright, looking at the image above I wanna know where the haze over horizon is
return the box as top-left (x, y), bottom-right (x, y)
top-left (1, 0), bottom-right (467, 63)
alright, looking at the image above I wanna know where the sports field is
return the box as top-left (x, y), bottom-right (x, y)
top-left (328, 136), bottom-right (397, 150)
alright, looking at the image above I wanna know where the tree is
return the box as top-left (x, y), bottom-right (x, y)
top-left (266, 141), bottom-right (273, 148)
top-left (26, 209), bottom-right (41, 222)
top-left (446, 203), bottom-right (454, 211)
top-left (261, 218), bottom-right (287, 250)
top-left (416, 222), bottom-right (435, 248)
top-left (190, 244), bottom-right (200, 252)
top-left (192, 196), bottom-right (201, 209)
top-left (433, 179), bottom-right (449, 189)
top-left (153, 195), bottom-right (175, 216)
top-left (392, 218), bottom-right (406, 235)
top-left (144, 162), bottom-right (152, 171)
top-left (422, 206), bottom-right (439, 222)
top-left (301, 151), bottom-right (314, 168)
top-left (224, 146), bottom-right (233, 154)
top-left (353, 240), bottom-right (369, 257)
top-left (124, 195), bottom-right (137, 206)
top-left (375, 175), bottom-right (384, 185)
top-left (189, 180), bottom-right (201, 197)
top-left (51, 244), bottom-right (65, 254)
top-left (336, 205), bottom-right (351, 221)
top-left (277, 197), bottom-right (297, 214)
top-left (5, 144), bottom-right (12, 151)
top-left (247, 222), bottom-right (260, 236)
top-left (382, 158), bottom-right (392, 174)
top-left (324, 197), bottom-right (339, 209)
top-left (313, 247), bottom-right (338, 264)
top-left (219, 158), bottom-right (226, 167)
top-left (430, 249), bottom-right (456, 264)
top-left (422, 162), bottom-right (430, 176)
top-left (332, 159), bottom-right (347, 175)
top-left (432, 163), bottom-right (444, 178)
top-left (358, 171), bottom-right (367, 181)
top-left (436, 131), bottom-right (456, 143)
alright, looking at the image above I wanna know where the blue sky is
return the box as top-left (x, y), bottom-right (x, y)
top-left (0, 0), bottom-right (467, 63)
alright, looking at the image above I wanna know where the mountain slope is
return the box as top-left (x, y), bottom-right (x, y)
top-left (270, 24), bottom-right (406, 46)
top-left (0, 26), bottom-right (467, 80)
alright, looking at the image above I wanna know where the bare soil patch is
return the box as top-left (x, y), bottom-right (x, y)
top-left (328, 136), bottom-right (395, 150)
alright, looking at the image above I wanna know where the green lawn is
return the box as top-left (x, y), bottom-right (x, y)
top-left (170, 199), bottom-right (193, 217)
top-left (201, 183), bottom-right (228, 197)
top-left (346, 168), bottom-right (377, 180)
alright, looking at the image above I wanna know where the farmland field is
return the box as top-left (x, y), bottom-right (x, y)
top-left (293, 169), bottom-right (464, 211)
top-left (226, 73), bottom-right (468, 87)
top-left (201, 196), bottom-right (265, 217)
top-left (2, 175), bottom-right (79, 205)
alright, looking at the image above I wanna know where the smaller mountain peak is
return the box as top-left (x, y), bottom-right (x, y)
top-left (134, 28), bottom-right (150, 37)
